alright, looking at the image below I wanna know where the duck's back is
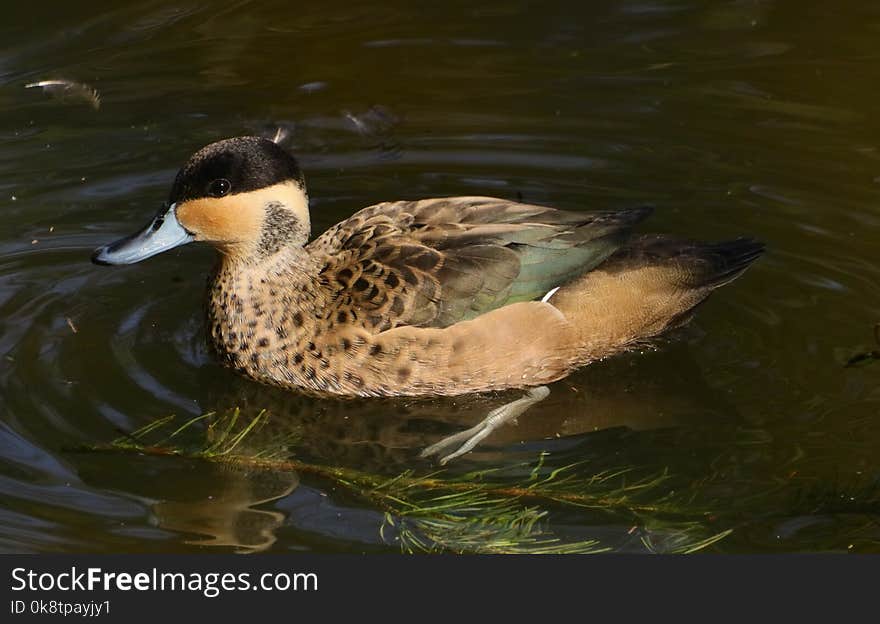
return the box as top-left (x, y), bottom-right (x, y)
top-left (305, 196), bottom-right (651, 333)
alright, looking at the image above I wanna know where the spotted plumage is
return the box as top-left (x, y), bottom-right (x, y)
top-left (93, 137), bottom-right (763, 404)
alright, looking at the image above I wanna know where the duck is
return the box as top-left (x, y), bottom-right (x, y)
top-left (92, 135), bottom-right (763, 463)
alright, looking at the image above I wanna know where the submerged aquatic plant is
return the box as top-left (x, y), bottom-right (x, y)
top-left (79, 409), bottom-right (880, 554)
top-left (82, 409), bottom-right (735, 554)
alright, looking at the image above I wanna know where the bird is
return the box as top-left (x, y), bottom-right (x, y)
top-left (92, 135), bottom-right (764, 463)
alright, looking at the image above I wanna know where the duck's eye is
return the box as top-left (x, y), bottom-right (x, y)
top-left (208, 178), bottom-right (231, 198)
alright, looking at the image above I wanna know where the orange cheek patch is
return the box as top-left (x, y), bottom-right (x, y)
top-left (176, 197), bottom-right (261, 244)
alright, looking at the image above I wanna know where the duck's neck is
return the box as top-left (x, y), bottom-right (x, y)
top-left (206, 247), bottom-right (327, 378)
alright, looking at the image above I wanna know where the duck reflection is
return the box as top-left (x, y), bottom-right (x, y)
top-left (150, 467), bottom-right (299, 553)
top-left (74, 452), bottom-right (299, 553)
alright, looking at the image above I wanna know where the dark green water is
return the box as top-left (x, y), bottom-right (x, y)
top-left (1, 0), bottom-right (879, 553)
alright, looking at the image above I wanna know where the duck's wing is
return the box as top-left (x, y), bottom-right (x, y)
top-left (307, 196), bottom-right (651, 331)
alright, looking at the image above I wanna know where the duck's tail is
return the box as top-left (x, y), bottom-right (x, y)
top-left (546, 234), bottom-right (764, 362)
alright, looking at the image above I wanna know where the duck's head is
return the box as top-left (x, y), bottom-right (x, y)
top-left (92, 136), bottom-right (309, 265)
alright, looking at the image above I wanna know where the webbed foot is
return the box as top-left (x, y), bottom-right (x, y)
top-left (420, 386), bottom-right (550, 464)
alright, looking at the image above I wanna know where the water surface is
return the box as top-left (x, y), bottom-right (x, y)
top-left (1, 0), bottom-right (879, 553)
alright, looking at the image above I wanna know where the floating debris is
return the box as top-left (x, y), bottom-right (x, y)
top-left (342, 105), bottom-right (399, 136)
top-left (25, 79), bottom-right (101, 110)
top-left (342, 111), bottom-right (369, 134)
top-left (846, 351), bottom-right (880, 367)
top-left (341, 105), bottom-right (403, 160)
top-left (298, 81), bottom-right (327, 94)
top-left (270, 126), bottom-right (290, 145)
top-left (66, 317), bottom-right (78, 334)
top-left (844, 323), bottom-right (880, 368)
